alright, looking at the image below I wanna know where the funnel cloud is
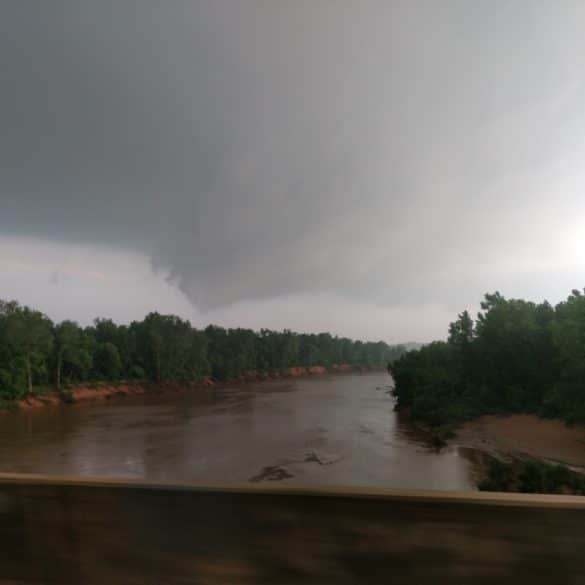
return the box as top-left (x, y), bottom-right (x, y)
top-left (2, 2), bottom-right (585, 340)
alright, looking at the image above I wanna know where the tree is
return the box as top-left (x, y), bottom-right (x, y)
top-left (95, 342), bottom-right (122, 380)
top-left (392, 288), bottom-right (585, 429)
top-left (4, 303), bottom-right (53, 395)
top-left (0, 298), bottom-right (403, 397)
top-left (448, 311), bottom-right (474, 347)
top-left (54, 320), bottom-right (82, 390)
top-left (133, 313), bottom-right (206, 382)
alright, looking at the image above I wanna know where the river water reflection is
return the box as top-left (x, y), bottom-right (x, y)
top-left (0, 373), bottom-right (474, 490)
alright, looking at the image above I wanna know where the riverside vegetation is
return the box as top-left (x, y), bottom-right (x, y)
top-left (0, 299), bottom-right (404, 405)
top-left (478, 456), bottom-right (585, 495)
top-left (390, 287), bottom-right (585, 494)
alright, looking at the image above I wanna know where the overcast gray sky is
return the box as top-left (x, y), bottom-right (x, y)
top-left (2, 1), bottom-right (585, 342)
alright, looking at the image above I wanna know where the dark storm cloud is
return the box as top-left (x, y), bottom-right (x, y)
top-left (2, 1), bottom-right (585, 311)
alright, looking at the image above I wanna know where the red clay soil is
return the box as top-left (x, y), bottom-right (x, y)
top-left (453, 414), bottom-right (585, 468)
top-left (17, 382), bottom-right (184, 410)
top-left (12, 364), bottom-right (364, 411)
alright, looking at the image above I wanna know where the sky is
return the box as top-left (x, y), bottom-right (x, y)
top-left (2, 1), bottom-right (585, 343)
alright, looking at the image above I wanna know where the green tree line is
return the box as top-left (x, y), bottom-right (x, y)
top-left (391, 288), bottom-right (585, 429)
top-left (0, 299), bottom-right (404, 400)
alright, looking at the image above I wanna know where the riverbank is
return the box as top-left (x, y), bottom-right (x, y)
top-left (8, 364), bottom-right (369, 412)
top-left (451, 414), bottom-right (585, 468)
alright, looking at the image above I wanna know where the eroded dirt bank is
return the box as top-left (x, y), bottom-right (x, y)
top-left (13, 364), bottom-right (364, 411)
top-left (452, 414), bottom-right (585, 468)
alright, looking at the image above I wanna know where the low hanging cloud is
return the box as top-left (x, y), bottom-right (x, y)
top-left (2, 1), bottom-right (585, 317)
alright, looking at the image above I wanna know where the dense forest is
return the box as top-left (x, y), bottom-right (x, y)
top-left (391, 288), bottom-right (585, 431)
top-left (0, 299), bottom-right (404, 401)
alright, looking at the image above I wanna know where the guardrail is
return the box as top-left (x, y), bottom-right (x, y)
top-left (1, 473), bottom-right (584, 584)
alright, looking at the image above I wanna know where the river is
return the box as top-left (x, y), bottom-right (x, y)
top-left (0, 372), bottom-right (475, 490)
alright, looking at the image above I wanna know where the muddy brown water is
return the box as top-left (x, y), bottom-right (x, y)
top-left (0, 373), bottom-right (475, 490)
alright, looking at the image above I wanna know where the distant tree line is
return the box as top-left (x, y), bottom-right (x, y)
top-left (391, 288), bottom-right (585, 430)
top-left (0, 299), bottom-right (404, 400)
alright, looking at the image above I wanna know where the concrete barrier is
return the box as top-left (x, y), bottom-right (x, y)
top-left (1, 473), bottom-right (584, 584)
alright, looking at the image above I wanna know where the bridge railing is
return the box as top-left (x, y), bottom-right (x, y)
top-left (1, 473), bottom-right (584, 584)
